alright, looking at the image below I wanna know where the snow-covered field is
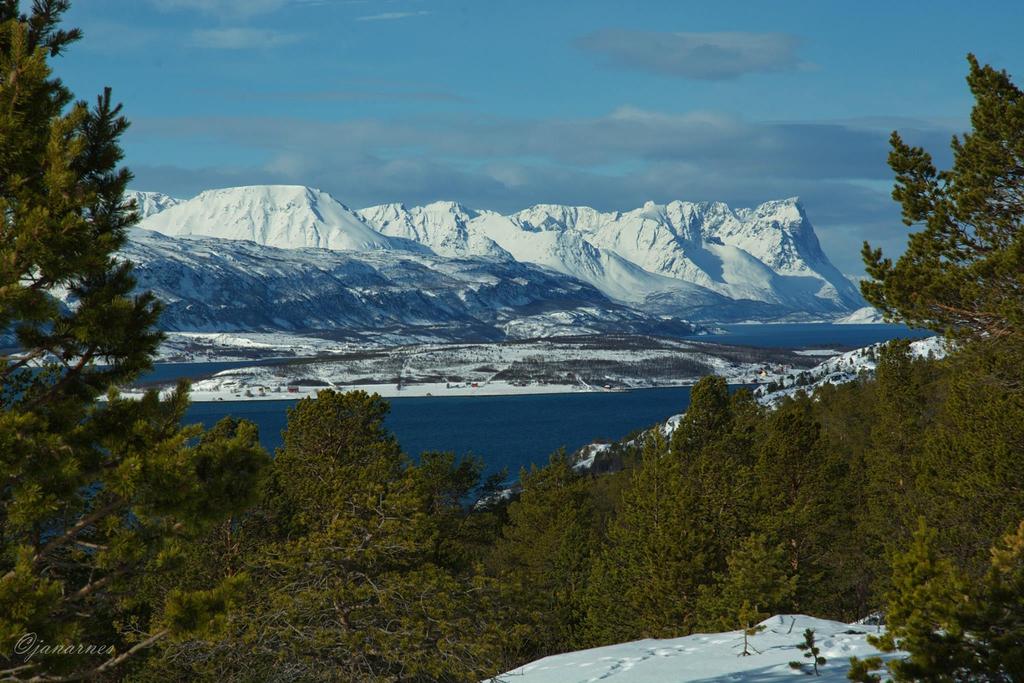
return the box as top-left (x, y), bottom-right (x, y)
top-left (490, 615), bottom-right (896, 683)
top-left (185, 379), bottom-right (595, 402)
top-left (135, 335), bottom-right (815, 402)
top-left (155, 331), bottom-right (363, 362)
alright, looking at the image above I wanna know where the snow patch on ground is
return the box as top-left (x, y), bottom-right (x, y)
top-left (489, 614), bottom-right (896, 682)
top-left (140, 336), bottom-right (811, 403)
top-left (834, 306), bottom-right (885, 324)
top-left (753, 336), bottom-right (945, 406)
top-left (573, 443), bottom-right (612, 471)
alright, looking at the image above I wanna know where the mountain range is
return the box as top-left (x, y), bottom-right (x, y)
top-left (120, 186), bottom-right (868, 340)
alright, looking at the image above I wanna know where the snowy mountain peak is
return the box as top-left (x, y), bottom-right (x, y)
top-left (130, 185), bottom-right (866, 321)
top-left (137, 185), bottom-right (406, 252)
top-left (510, 204), bottom-right (607, 233)
top-left (356, 201), bottom-right (507, 260)
top-left (354, 195), bottom-right (865, 316)
top-left (421, 200), bottom-right (479, 218)
top-left (126, 190), bottom-right (183, 220)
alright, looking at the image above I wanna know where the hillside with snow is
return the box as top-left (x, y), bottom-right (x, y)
top-left (129, 186), bottom-right (865, 324)
top-left (753, 335), bottom-right (945, 406)
top-left (120, 227), bottom-right (694, 342)
top-left (566, 335), bottom-right (944, 473)
top-left (489, 615), bottom-right (895, 682)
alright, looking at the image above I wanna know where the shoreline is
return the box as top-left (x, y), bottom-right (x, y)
top-left (129, 379), bottom-right (705, 403)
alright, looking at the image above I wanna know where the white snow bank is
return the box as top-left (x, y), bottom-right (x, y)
top-left (489, 615), bottom-right (896, 682)
top-left (834, 306), bottom-right (885, 324)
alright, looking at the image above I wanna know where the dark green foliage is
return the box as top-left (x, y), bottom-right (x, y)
top-left (0, 4), bottom-right (269, 679)
top-left (582, 432), bottom-right (705, 645)
top-left (670, 375), bottom-right (733, 456)
top-left (862, 55), bottom-right (1024, 342)
top-left (857, 520), bottom-right (1024, 682)
top-left (487, 452), bottom-right (596, 664)
top-left (847, 656), bottom-right (884, 683)
top-left (855, 341), bottom-right (941, 601)
top-left (697, 534), bottom-right (797, 656)
top-left (915, 341), bottom-right (1024, 572)
top-left (790, 628), bottom-right (827, 675)
top-left (140, 390), bottom-right (502, 682)
top-left (752, 393), bottom-right (849, 611)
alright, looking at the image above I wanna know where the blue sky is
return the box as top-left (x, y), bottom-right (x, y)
top-left (62, 0), bottom-right (1024, 272)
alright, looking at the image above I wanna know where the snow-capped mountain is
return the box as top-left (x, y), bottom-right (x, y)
top-left (356, 201), bottom-right (512, 260)
top-left (130, 185), bottom-right (865, 324)
top-left (139, 185), bottom-right (417, 253)
top-left (360, 196), bottom-right (865, 318)
top-left (126, 191), bottom-right (183, 219)
top-left (120, 228), bottom-right (694, 342)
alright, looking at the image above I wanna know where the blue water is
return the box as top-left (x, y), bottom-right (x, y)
top-left (175, 324), bottom-right (930, 476)
top-left (184, 387), bottom-right (694, 478)
top-left (137, 359), bottom-right (284, 385)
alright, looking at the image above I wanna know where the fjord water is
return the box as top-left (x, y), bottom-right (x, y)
top-left (175, 323), bottom-right (931, 476)
top-left (184, 387), bottom-right (694, 478)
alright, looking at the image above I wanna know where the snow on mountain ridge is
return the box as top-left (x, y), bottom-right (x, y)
top-left (126, 190), bottom-right (183, 219)
top-left (356, 201), bottom-right (511, 260)
top-left (118, 227), bottom-right (696, 341)
top-left (132, 185), bottom-right (865, 321)
top-left (138, 185), bottom-right (417, 253)
top-left (499, 197), bottom-right (861, 313)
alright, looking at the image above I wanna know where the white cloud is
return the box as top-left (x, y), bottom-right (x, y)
top-left (356, 11), bottom-right (431, 22)
top-left (576, 30), bottom-right (805, 80)
top-left (189, 27), bottom-right (304, 49)
top-left (152, 0), bottom-right (287, 17)
top-left (151, 0), bottom-right (339, 17)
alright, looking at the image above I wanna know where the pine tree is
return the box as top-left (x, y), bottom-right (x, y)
top-left (673, 380), bottom-right (761, 582)
top-left (790, 628), bottom-right (827, 675)
top-left (751, 394), bottom-right (847, 610)
top-left (812, 376), bottom-right (881, 619)
top-left (142, 390), bottom-right (503, 682)
top-left (582, 432), bottom-right (709, 645)
top-left (846, 656), bottom-right (884, 683)
top-left (862, 520), bottom-right (1024, 682)
top-left (915, 341), bottom-right (1024, 573)
top-left (0, 3), bottom-right (268, 679)
top-left (488, 452), bottom-right (596, 663)
top-left (670, 375), bottom-right (733, 458)
top-left (861, 55), bottom-right (1024, 342)
top-left (696, 534), bottom-right (797, 656)
top-left (864, 520), bottom-right (974, 681)
top-left (857, 341), bottom-right (939, 600)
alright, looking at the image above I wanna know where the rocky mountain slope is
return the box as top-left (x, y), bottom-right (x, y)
top-left (120, 228), bottom-right (694, 342)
